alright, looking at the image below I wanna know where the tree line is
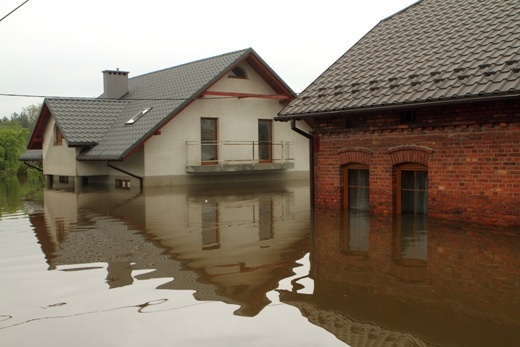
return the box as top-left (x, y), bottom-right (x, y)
top-left (0, 104), bottom-right (41, 178)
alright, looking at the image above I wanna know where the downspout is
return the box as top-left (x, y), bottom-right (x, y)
top-left (106, 161), bottom-right (143, 191)
top-left (291, 119), bottom-right (314, 208)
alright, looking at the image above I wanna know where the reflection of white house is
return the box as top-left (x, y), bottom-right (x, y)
top-left (21, 48), bottom-right (310, 190)
top-left (32, 182), bottom-right (310, 316)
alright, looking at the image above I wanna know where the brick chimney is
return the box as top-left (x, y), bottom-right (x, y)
top-left (102, 69), bottom-right (129, 99)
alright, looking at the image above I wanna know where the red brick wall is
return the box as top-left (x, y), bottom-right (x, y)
top-left (311, 99), bottom-right (520, 225)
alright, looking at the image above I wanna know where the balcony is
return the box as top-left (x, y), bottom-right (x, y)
top-left (186, 141), bottom-right (295, 174)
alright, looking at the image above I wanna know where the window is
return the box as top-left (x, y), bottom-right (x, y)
top-left (126, 107), bottom-right (152, 125)
top-left (201, 118), bottom-right (218, 164)
top-left (115, 179), bottom-right (131, 190)
top-left (54, 125), bottom-right (63, 145)
top-left (258, 119), bottom-right (272, 162)
top-left (228, 66), bottom-right (247, 79)
top-left (58, 176), bottom-right (69, 184)
top-left (343, 164), bottom-right (369, 211)
top-left (397, 164), bottom-right (428, 214)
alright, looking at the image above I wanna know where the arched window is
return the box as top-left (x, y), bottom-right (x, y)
top-left (396, 163), bottom-right (428, 214)
top-left (342, 163), bottom-right (369, 211)
top-left (228, 66), bottom-right (247, 79)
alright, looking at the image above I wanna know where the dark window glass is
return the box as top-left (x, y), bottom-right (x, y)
top-left (201, 118), bottom-right (218, 163)
top-left (258, 119), bottom-right (272, 162)
top-left (399, 166), bottom-right (428, 214)
top-left (347, 168), bottom-right (369, 211)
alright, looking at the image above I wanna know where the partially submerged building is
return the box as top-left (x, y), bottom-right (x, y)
top-left (277, 0), bottom-right (520, 225)
top-left (21, 48), bottom-right (310, 190)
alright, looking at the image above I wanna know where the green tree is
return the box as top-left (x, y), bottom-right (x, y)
top-left (0, 103), bottom-right (41, 131)
top-left (0, 125), bottom-right (29, 177)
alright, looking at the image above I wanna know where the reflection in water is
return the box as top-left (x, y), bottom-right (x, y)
top-left (281, 209), bottom-right (520, 347)
top-left (9, 178), bottom-right (520, 346)
top-left (31, 182), bottom-right (311, 317)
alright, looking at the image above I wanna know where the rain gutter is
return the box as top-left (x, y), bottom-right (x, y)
top-left (291, 119), bottom-right (314, 208)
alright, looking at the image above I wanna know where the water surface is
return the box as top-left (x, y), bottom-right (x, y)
top-left (0, 178), bottom-right (518, 346)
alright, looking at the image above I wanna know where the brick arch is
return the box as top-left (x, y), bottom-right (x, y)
top-left (337, 147), bottom-right (373, 165)
top-left (386, 145), bottom-right (434, 166)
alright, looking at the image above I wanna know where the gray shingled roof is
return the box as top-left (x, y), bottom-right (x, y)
top-left (18, 149), bottom-right (42, 161)
top-left (279, 0), bottom-right (520, 118)
top-left (46, 98), bottom-right (129, 146)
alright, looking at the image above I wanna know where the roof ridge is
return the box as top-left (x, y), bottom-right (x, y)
top-left (379, 0), bottom-right (424, 22)
top-left (130, 48), bottom-right (252, 80)
top-left (45, 97), bottom-right (129, 103)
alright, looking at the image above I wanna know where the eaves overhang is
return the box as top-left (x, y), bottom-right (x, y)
top-left (275, 92), bottom-right (520, 121)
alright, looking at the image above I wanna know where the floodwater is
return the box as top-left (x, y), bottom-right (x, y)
top-left (0, 178), bottom-right (519, 347)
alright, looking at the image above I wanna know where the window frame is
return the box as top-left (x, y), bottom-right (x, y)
top-left (342, 163), bottom-right (370, 211)
top-left (258, 119), bottom-right (273, 163)
top-left (200, 117), bottom-right (219, 165)
top-left (396, 163), bottom-right (428, 215)
top-left (228, 66), bottom-right (247, 79)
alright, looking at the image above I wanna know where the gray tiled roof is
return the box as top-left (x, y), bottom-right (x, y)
top-left (46, 98), bottom-right (129, 146)
top-left (279, 0), bottom-right (520, 118)
top-left (18, 149), bottom-right (42, 161)
top-left (76, 48), bottom-right (252, 160)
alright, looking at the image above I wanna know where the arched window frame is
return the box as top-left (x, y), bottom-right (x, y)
top-left (228, 66), bottom-right (247, 79)
top-left (342, 163), bottom-right (370, 211)
top-left (396, 163), bottom-right (428, 215)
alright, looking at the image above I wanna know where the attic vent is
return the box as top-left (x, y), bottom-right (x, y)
top-left (229, 66), bottom-right (247, 79)
top-left (454, 68), bottom-right (466, 73)
top-left (484, 71), bottom-right (497, 76)
top-left (479, 64), bottom-right (491, 69)
top-left (126, 107), bottom-right (152, 125)
top-left (505, 60), bottom-right (519, 66)
top-left (408, 74), bottom-right (420, 79)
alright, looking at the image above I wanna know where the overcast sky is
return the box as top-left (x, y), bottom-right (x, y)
top-left (0, 0), bottom-right (418, 117)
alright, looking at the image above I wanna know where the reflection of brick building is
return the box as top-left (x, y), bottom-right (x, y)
top-left (277, 0), bottom-right (520, 226)
top-left (306, 209), bottom-right (520, 345)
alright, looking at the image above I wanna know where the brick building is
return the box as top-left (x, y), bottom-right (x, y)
top-left (277, 0), bottom-right (520, 226)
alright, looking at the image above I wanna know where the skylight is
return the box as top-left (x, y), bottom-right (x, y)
top-left (126, 107), bottom-right (152, 125)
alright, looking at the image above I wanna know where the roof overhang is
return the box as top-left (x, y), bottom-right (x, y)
top-left (276, 92), bottom-right (520, 121)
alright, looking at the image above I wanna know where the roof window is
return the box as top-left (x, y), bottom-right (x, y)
top-left (126, 107), bottom-right (152, 125)
top-left (228, 66), bottom-right (247, 79)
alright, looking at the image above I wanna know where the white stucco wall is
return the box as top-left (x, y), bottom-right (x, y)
top-left (140, 62), bottom-right (310, 182)
top-left (42, 118), bottom-right (77, 176)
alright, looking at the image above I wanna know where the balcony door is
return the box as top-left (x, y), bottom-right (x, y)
top-left (258, 119), bottom-right (272, 163)
top-left (201, 118), bottom-right (218, 165)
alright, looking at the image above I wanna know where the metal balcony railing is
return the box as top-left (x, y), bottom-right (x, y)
top-left (186, 141), bottom-right (294, 170)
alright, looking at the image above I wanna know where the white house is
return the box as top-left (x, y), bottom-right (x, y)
top-left (21, 48), bottom-right (310, 190)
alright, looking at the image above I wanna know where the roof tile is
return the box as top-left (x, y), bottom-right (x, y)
top-left (279, 0), bottom-right (520, 117)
